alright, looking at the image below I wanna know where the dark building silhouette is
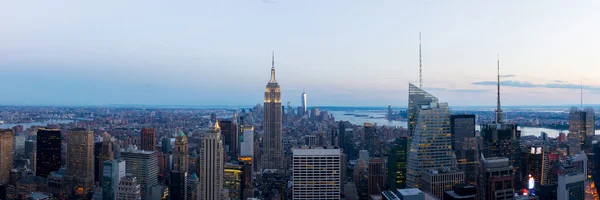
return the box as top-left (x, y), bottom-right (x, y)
top-left (480, 123), bottom-right (522, 189)
top-left (450, 115), bottom-right (475, 151)
top-left (219, 120), bottom-right (238, 161)
top-left (387, 137), bottom-right (407, 190)
top-left (36, 128), bottom-right (62, 178)
top-left (451, 114), bottom-right (478, 186)
top-left (443, 185), bottom-right (476, 200)
top-left (140, 128), bottom-right (156, 151)
top-left (368, 158), bottom-right (383, 196)
top-left (170, 171), bottom-right (188, 200)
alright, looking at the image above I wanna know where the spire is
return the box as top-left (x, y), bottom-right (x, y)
top-left (581, 80), bottom-right (583, 110)
top-left (214, 119), bottom-right (221, 131)
top-left (495, 54), bottom-right (503, 123)
top-left (269, 51), bottom-right (277, 83)
top-left (419, 32), bottom-right (423, 88)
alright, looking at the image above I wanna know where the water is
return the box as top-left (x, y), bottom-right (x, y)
top-left (0, 119), bottom-right (75, 129)
top-left (329, 111), bottom-right (599, 138)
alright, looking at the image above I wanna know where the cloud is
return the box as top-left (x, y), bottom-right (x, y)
top-left (424, 87), bottom-right (488, 93)
top-left (553, 80), bottom-right (563, 83)
top-left (472, 80), bottom-right (600, 91)
top-left (500, 74), bottom-right (516, 78)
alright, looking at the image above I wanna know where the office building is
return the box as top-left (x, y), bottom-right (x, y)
top-left (121, 147), bottom-right (159, 200)
top-left (406, 95), bottom-right (455, 188)
top-left (117, 175), bottom-right (141, 200)
top-left (170, 171), bottom-right (188, 200)
top-left (36, 128), bottom-right (62, 178)
top-left (102, 160), bottom-right (126, 200)
top-left (569, 107), bottom-right (595, 148)
top-left (161, 137), bottom-right (173, 154)
top-left (408, 83), bottom-right (438, 139)
top-left (262, 53), bottom-right (284, 170)
top-left (140, 128), bottom-right (156, 151)
top-left (558, 172), bottom-right (585, 200)
top-left (450, 115), bottom-right (477, 186)
top-left (450, 115), bottom-right (475, 151)
top-left (240, 126), bottom-right (254, 157)
top-left (0, 129), bottom-right (13, 185)
top-left (173, 130), bottom-right (188, 173)
top-left (292, 147), bottom-right (341, 200)
top-left (198, 122), bottom-right (224, 200)
top-left (522, 146), bottom-right (546, 187)
top-left (238, 156), bottom-right (253, 199)
top-left (480, 123), bottom-right (522, 188)
top-left (479, 157), bottom-right (514, 200)
top-left (219, 120), bottom-right (238, 161)
top-left (65, 128), bottom-right (95, 196)
top-left (397, 188), bottom-right (425, 200)
top-left (13, 134), bottom-right (25, 158)
top-left (368, 158), bottom-right (383, 196)
top-left (421, 167), bottom-right (464, 199)
top-left (388, 105), bottom-right (393, 120)
top-left (301, 89), bottom-right (307, 115)
top-left (98, 133), bottom-right (115, 185)
top-left (224, 164), bottom-right (243, 200)
top-left (364, 123), bottom-right (376, 156)
top-left (387, 137), bottom-right (407, 190)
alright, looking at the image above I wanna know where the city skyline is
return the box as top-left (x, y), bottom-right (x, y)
top-left (1, 1), bottom-right (599, 106)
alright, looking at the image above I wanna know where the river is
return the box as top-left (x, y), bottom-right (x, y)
top-left (329, 111), bottom-right (598, 138)
top-left (0, 119), bottom-right (76, 129)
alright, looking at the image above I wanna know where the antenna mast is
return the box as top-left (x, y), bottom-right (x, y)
top-left (419, 32), bottom-right (423, 88)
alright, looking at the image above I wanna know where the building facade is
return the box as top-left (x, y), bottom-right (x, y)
top-left (121, 147), bottom-right (158, 200)
top-left (421, 167), bottom-right (465, 199)
top-left (140, 128), bottom-right (156, 151)
top-left (65, 128), bottom-right (95, 196)
top-left (198, 123), bottom-right (224, 200)
top-left (262, 54), bottom-right (284, 170)
top-left (36, 128), bottom-right (62, 178)
top-left (386, 137), bottom-right (407, 190)
top-left (557, 172), bottom-right (585, 200)
top-left (479, 157), bottom-right (514, 200)
top-left (102, 160), bottom-right (126, 200)
top-left (0, 129), bottom-right (13, 185)
top-left (292, 147), bottom-right (341, 200)
top-left (117, 175), bottom-right (141, 200)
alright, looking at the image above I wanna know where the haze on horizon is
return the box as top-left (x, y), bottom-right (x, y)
top-left (1, 0), bottom-right (599, 107)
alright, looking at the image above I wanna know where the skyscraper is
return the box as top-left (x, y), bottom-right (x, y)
top-left (450, 114), bottom-right (478, 186)
top-left (387, 105), bottom-right (393, 120)
top-left (36, 128), bottom-right (62, 178)
top-left (480, 58), bottom-right (523, 189)
top-left (301, 89), bottom-right (307, 115)
top-left (65, 128), bottom-right (95, 196)
top-left (406, 88), bottom-right (455, 188)
top-left (364, 123), bottom-right (376, 156)
top-left (292, 147), bottom-right (341, 200)
top-left (224, 164), bottom-right (243, 200)
top-left (102, 160), bottom-right (126, 200)
top-left (387, 137), bottom-right (407, 190)
top-left (368, 158), bottom-right (383, 196)
top-left (421, 167), bottom-right (465, 199)
top-left (198, 122), bottom-right (224, 200)
top-left (558, 172), bottom-right (585, 200)
top-left (408, 83), bottom-right (438, 139)
top-left (170, 130), bottom-right (189, 200)
top-left (121, 147), bottom-right (159, 200)
top-left (262, 52), bottom-right (283, 170)
top-left (99, 133), bottom-right (115, 185)
top-left (0, 129), bottom-right (13, 185)
top-left (569, 107), bottom-right (595, 149)
top-left (240, 126), bottom-right (254, 157)
top-left (219, 120), bottom-right (238, 161)
top-left (117, 175), bottom-right (141, 200)
top-left (479, 157), bottom-right (514, 200)
top-left (140, 128), bottom-right (156, 151)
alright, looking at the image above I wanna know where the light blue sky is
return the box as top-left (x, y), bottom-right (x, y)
top-left (1, 0), bottom-right (599, 107)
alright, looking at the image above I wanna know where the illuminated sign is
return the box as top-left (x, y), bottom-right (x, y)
top-left (528, 175), bottom-right (535, 189)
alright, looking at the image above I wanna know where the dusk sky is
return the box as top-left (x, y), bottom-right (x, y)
top-left (1, 1), bottom-right (599, 107)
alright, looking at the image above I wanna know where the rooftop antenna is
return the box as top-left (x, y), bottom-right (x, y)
top-left (581, 80), bottom-right (583, 110)
top-left (495, 54), bottom-right (503, 123)
top-left (419, 32), bottom-right (423, 88)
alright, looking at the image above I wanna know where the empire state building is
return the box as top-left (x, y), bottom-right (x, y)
top-left (262, 53), bottom-right (283, 170)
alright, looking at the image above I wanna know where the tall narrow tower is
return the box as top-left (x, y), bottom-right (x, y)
top-left (302, 89), bottom-right (307, 115)
top-left (0, 129), bottom-right (13, 185)
top-left (198, 122), bottom-right (225, 200)
top-left (262, 52), bottom-right (283, 170)
top-left (65, 128), bottom-right (95, 196)
top-left (419, 32), bottom-right (423, 89)
top-left (495, 54), bottom-right (503, 123)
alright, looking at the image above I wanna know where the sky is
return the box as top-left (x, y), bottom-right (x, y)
top-left (0, 0), bottom-right (599, 107)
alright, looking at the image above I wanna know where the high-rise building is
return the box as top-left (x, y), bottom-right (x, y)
top-left (65, 128), bottom-right (95, 196)
top-left (450, 114), bottom-right (478, 186)
top-left (102, 160), bottom-right (126, 200)
top-left (198, 122), bottom-right (224, 200)
top-left (99, 133), bottom-right (115, 185)
top-left (522, 146), bottom-right (546, 187)
top-left (219, 120), bottom-right (238, 161)
top-left (301, 89), bottom-right (307, 115)
top-left (387, 105), bottom-right (393, 120)
top-left (262, 52), bottom-right (284, 170)
top-left (140, 128), bottom-right (156, 151)
top-left (479, 157), bottom-right (514, 200)
top-left (450, 115), bottom-right (475, 151)
top-left (421, 167), bottom-right (464, 199)
top-left (238, 156), bottom-right (253, 199)
top-left (292, 147), bottom-right (341, 200)
top-left (408, 83), bottom-right (438, 139)
top-left (557, 172), bottom-right (585, 200)
top-left (121, 147), bottom-right (159, 200)
top-left (170, 171), bottom-right (188, 200)
top-left (364, 123), bottom-right (376, 156)
top-left (224, 164), bottom-right (243, 200)
top-left (0, 129), bottom-right (13, 185)
top-left (117, 175), bottom-right (141, 200)
top-left (443, 185), bottom-right (477, 200)
top-left (173, 130), bottom-right (188, 173)
top-left (240, 126), bottom-right (254, 157)
top-left (406, 89), bottom-right (455, 188)
top-left (368, 158), bottom-right (383, 196)
top-left (36, 128), bottom-right (62, 178)
top-left (387, 137), bottom-right (407, 190)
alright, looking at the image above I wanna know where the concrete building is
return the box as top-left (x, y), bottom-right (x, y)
top-left (117, 175), bottom-right (141, 200)
top-left (0, 129), bottom-right (13, 185)
top-left (121, 146), bottom-right (158, 200)
top-left (479, 157), bottom-right (514, 200)
top-left (421, 167), bottom-right (464, 199)
top-left (239, 126), bottom-right (254, 157)
top-left (557, 172), bottom-right (585, 200)
top-left (102, 160), bottom-right (126, 200)
top-left (198, 122), bottom-right (224, 200)
top-left (65, 128), bottom-right (95, 196)
top-left (292, 147), bottom-right (341, 200)
top-left (140, 128), bottom-right (156, 151)
top-left (262, 53), bottom-right (284, 170)
top-left (368, 158), bottom-right (383, 196)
